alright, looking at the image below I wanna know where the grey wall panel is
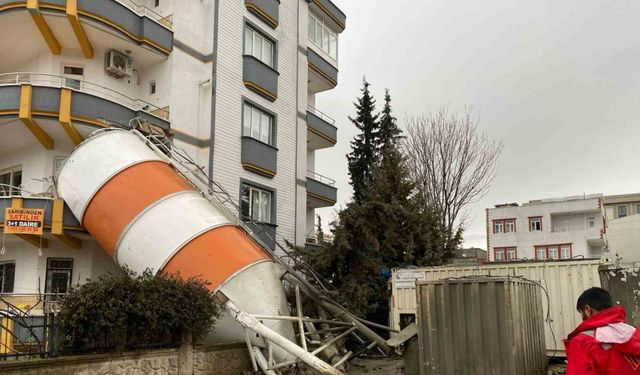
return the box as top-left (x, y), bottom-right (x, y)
top-left (241, 137), bottom-right (278, 177)
top-left (245, 0), bottom-right (279, 28)
top-left (31, 87), bottom-right (61, 113)
top-left (0, 86), bottom-right (20, 111)
top-left (307, 48), bottom-right (338, 84)
top-left (243, 56), bottom-right (279, 101)
top-left (306, 178), bottom-right (337, 203)
top-left (306, 111), bottom-right (336, 142)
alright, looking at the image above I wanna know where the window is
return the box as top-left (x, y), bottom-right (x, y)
top-left (45, 258), bottom-right (73, 295)
top-left (560, 245), bottom-right (571, 259)
top-left (618, 205), bottom-right (628, 218)
top-left (494, 247), bottom-right (516, 262)
top-left (493, 219), bottom-right (515, 234)
top-left (536, 244), bottom-right (572, 260)
top-left (529, 217), bottom-right (542, 231)
top-left (240, 184), bottom-right (273, 223)
top-left (493, 221), bottom-right (503, 234)
top-left (62, 65), bottom-right (84, 90)
top-left (0, 167), bottom-right (22, 197)
top-left (149, 80), bottom-right (156, 95)
top-left (587, 216), bottom-right (596, 229)
top-left (636, 204), bottom-right (640, 215)
top-left (244, 25), bottom-right (274, 67)
top-left (548, 246), bottom-right (559, 260)
top-left (504, 219), bottom-right (516, 233)
top-left (0, 262), bottom-right (15, 294)
top-left (243, 102), bottom-right (274, 145)
top-left (308, 13), bottom-right (338, 60)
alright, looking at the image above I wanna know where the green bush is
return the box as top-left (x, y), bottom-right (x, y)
top-left (59, 267), bottom-right (220, 353)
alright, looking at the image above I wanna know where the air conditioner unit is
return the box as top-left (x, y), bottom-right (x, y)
top-left (105, 50), bottom-right (132, 78)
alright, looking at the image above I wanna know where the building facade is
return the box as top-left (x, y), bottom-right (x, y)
top-left (604, 193), bottom-right (640, 221)
top-left (0, 0), bottom-right (344, 304)
top-left (486, 194), bottom-right (606, 262)
top-left (603, 193), bottom-right (640, 262)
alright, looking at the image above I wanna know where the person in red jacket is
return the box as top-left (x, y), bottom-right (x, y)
top-left (565, 287), bottom-right (640, 374)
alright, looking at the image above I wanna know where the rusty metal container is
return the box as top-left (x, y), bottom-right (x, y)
top-left (416, 277), bottom-right (547, 375)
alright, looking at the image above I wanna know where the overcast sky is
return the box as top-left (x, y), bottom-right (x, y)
top-left (314, 0), bottom-right (640, 249)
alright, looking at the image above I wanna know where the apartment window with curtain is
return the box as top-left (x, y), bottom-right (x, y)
top-left (308, 13), bottom-right (338, 60)
top-left (243, 102), bottom-right (274, 146)
top-left (240, 184), bottom-right (273, 224)
top-left (535, 246), bottom-right (547, 260)
top-left (244, 25), bottom-right (275, 68)
top-left (494, 247), bottom-right (516, 261)
top-left (529, 217), bottom-right (542, 231)
top-left (0, 167), bottom-right (22, 197)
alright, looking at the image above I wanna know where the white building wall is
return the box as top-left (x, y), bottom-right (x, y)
top-left (487, 196), bottom-right (606, 261)
top-left (608, 215), bottom-right (640, 262)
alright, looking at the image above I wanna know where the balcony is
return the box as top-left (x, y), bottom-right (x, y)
top-left (241, 136), bottom-right (278, 178)
top-left (0, 0), bottom-right (173, 71)
top-left (307, 48), bottom-right (338, 94)
top-left (306, 170), bottom-right (337, 208)
top-left (550, 225), bottom-right (606, 247)
top-left (0, 196), bottom-right (85, 250)
top-left (243, 55), bottom-right (279, 102)
top-left (0, 72), bottom-right (169, 151)
top-left (245, 0), bottom-right (279, 29)
top-left (307, 105), bottom-right (337, 150)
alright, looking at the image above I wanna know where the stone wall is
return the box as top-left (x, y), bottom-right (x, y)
top-left (0, 343), bottom-right (251, 375)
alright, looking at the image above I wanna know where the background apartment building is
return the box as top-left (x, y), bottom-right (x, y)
top-left (0, 0), bottom-right (345, 300)
top-left (486, 194), bottom-right (607, 262)
top-left (603, 193), bottom-right (640, 262)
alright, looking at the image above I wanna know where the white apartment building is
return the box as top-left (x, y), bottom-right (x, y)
top-left (0, 0), bottom-right (345, 302)
top-left (486, 194), bottom-right (607, 262)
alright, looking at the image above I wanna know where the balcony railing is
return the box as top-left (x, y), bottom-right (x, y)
top-left (307, 105), bottom-right (335, 125)
top-left (307, 170), bottom-right (335, 187)
top-left (116, 0), bottom-right (174, 29)
top-left (0, 72), bottom-right (169, 121)
top-left (551, 225), bottom-right (598, 233)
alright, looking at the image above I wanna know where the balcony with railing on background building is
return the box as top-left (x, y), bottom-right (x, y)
top-left (306, 170), bottom-right (337, 208)
top-left (306, 105), bottom-right (337, 150)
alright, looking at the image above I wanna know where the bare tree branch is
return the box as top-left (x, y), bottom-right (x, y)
top-left (403, 108), bottom-right (503, 249)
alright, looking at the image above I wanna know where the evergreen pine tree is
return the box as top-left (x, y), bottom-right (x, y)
top-left (315, 214), bottom-right (325, 243)
top-left (347, 78), bottom-right (379, 203)
top-left (377, 89), bottom-right (402, 152)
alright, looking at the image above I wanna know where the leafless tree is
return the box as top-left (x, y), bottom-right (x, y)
top-left (404, 108), bottom-right (503, 249)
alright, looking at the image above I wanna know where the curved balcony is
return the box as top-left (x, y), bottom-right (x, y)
top-left (308, 48), bottom-right (338, 94)
top-left (307, 105), bottom-right (336, 150)
top-left (306, 170), bottom-right (337, 208)
top-left (0, 0), bottom-right (173, 70)
top-left (0, 72), bottom-right (169, 151)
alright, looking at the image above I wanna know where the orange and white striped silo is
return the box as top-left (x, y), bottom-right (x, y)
top-left (57, 129), bottom-right (295, 359)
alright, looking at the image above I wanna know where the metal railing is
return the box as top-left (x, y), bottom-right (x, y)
top-left (115, 0), bottom-right (173, 29)
top-left (0, 73), bottom-right (169, 122)
top-left (307, 105), bottom-right (336, 125)
top-left (306, 170), bottom-right (336, 187)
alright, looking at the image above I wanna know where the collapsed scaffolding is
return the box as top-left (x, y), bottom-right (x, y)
top-left (53, 121), bottom-right (409, 375)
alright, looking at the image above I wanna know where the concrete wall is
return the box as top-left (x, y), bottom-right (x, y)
top-left (0, 343), bottom-right (250, 375)
top-left (607, 215), bottom-right (640, 262)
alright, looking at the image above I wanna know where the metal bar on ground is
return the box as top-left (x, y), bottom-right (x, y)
top-left (253, 346), bottom-right (277, 375)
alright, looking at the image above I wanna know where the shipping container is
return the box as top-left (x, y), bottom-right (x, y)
top-left (390, 259), bottom-right (602, 356)
top-left (416, 277), bottom-right (547, 375)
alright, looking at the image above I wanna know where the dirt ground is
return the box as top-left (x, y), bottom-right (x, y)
top-left (345, 357), bottom-right (567, 375)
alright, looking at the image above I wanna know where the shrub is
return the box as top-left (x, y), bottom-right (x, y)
top-left (59, 267), bottom-right (220, 353)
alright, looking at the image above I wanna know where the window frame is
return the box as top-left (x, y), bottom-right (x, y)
top-left (244, 24), bottom-right (276, 68)
top-left (636, 203), bottom-right (640, 215)
top-left (45, 257), bottom-right (73, 295)
top-left (0, 262), bottom-right (16, 294)
top-left (242, 101), bottom-right (275, 146)
top-left (493, 247), bottom-right (516, 262)
top-left (535, 244), bottom-right (572, 260)
top-left (308, 12), bottom-right (338, 61)
top-left (492, 218), bottom-right (516, 234)
top-left (240, 183), bottom-right (274, 224)
top-left (0, 167), bottom-right (23, 197)
top-left (618, 205), bottom-right (628, 218)
top-left (587, 216), bottom-right (596, 229)
top-left (528, 216), bottom-right (542, 231)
